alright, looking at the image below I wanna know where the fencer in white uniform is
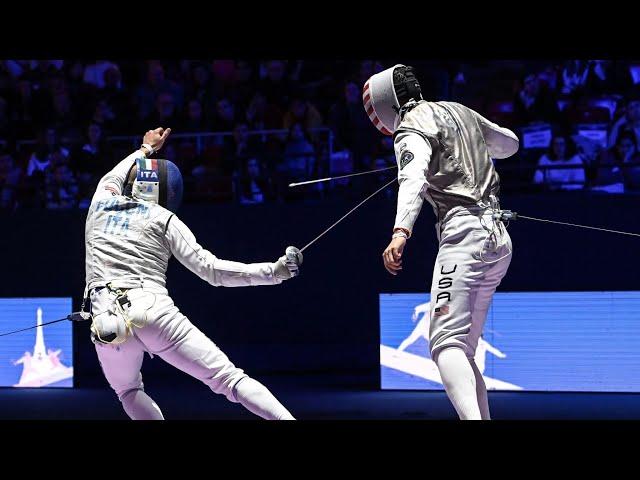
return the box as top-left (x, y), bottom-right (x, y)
top-left (364, 65), bottom-right (519, 420)
top-left (84, 127), bottom-right (302, 420)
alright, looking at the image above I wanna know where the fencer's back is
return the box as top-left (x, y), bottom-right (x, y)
top-left (85, 195), bottom-right (173, 293)
top-left (396, 101), bottom-right (501, 220)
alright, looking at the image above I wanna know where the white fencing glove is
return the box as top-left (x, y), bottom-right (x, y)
top-left (274, 246), bottom-right (303, 280)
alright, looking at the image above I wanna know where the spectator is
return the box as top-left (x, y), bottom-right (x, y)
top-left (71, 123), bottom-right (113, 206)
top-left (212, 97), bottom-right (238, 132)
top-left (561, 60), bottom-right (634, 98)
top-left (232, 60), bottom-right (257, 110)
top-left (0, 151), bottom-right (22, 209)
top-left (50, 87), bottom-right (79, 140)
top-left (328, 81), bottom-right (379, 170)
top-left (282, 122), bottom-right (315, 182)
top-left (180, 98), bottom-right (211, 132)
top-left (591, 132), bottom-right (640, 193)
top-left (185, 62), bottom-right (215, 112)
top-left (220, 122), bottom-right (263, 175)
top-left (64, 61), bottom-right (98, 122)
top-left (26, 127), bottom-right (69, 177)
top-left (100, 64), bottom-right (131, 122)
top-left (608, 97), bottom-right (640, 149)
top-left (533, 134), bottom-right (585, 190)
top-left (134, 61), bottom-right (184, 122)
top-left (283, 95), bottom-right (323, 134)
top-left (0, 96), bottom-right (8, 137)
top-left (89, 99), bottom-right (117, 133)
top-left (147, 92), bottom-right (181, 129)
top-left (83, 60), bottom-right (119, 89)
top-left (236, 157), bottom-right (273, 205)
top-left (259, 60), bottom-right (292, 106)
top-left (245, 92), bottom-right (283, 130)
top-left (514, 73), bottom-right (561, 126)
top-left (45, 162), bottom-right (78, 209)
top-left (10, 77), bottom-right (47, 138)
top-left (72, 123), bottom-right (111, 175)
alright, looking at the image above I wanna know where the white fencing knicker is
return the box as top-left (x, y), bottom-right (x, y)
top-left (428, 206), bottom-right (513, 363)
top-left (91, 287), bottom-right (249, 402)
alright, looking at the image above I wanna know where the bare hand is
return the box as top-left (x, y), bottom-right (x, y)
top-left (143, 127), bottom-right (172, 152)
top-left (382, 236), bottom-right (407, 276)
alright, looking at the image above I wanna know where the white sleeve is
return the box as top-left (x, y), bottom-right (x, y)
top-left (470, 108), bottom-right (520, 159)
top-left (166, 215), bottom-right (282, 287)
top-left (91, 150), bottom-right (144, 203)
top-left (393, 131), bottom-right (431, 234)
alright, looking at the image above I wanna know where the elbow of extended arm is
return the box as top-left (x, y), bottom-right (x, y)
top-left (490, 131), bottom-right (520, 159)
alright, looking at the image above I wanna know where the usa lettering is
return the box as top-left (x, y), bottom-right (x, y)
top-left (436, 264), bottom-right (457, 303)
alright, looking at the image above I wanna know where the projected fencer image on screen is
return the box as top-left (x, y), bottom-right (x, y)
top-left (380, 292), bottom-right (640, 392)
top-left (0, 298), bottom-right (74, 388)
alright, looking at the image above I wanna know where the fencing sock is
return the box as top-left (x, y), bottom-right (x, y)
top-left (120, 388), bottom-right (165, 420)
top-left (233, 377), bottom-right (295, 420)
top-left (435, 347), bottom-right (482, 420)
top-left (469, 358), bottom-right (491, 420)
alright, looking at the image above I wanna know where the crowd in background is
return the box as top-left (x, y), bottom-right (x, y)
top-left (1, 59), bottom-right (640, 211)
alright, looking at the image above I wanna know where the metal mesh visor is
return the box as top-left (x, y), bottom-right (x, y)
top-left (362, 64), bottom-right (403, 135)
top-left (132, 158), bottom-right (183, 212)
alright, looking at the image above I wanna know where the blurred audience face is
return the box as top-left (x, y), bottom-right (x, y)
top-left (538, 67), bottom-right (557, 90)
top-left (88, 124), bottom-right (102, 144)
top-left (266, 61), bottom-right (286, 82)
top-left (217, 99), bottom-right (234, 122)
top-left (104, 66), bottom-right (121, 88)
top-left (148, 62), bottom-right (165, 85)
top-left (188, 100), bottom-right (203, 121)
top-left (49, 75), bottom-right (66, 95)
top-left (0, 154), bottom-right (13, 178)
top-left (17, 79), bottom-right (31, 98)
top-left (157, 93), bottom-right (175, 118)
top-left (235, 61), bottom-right (252, 82)
top-left (45, 128), bottom-right (58, 147)
top-left (345, 82), bottom-right (359, 104)
top-left (53, 91), bottom-right (71, 116)
top-left (233, 123), bottom-right (249, 144)
top-left (290, 99), bottom-right (306, 118)
top-left (552, 136), bottom-right (567, 159)
top-left (616, 136), bottom-right (636, 159)
top-left (247, 158), bottom-right (260, 179)
top-left (53, 164), bottom-right (72, 184)
top-left (193, 64), bottom-right (210, 86)
top-left (627, 101), bottom-right (640, 122)
top-left (51, 150), bottom-right (68, 166)
top-left (69, 62), bottom-right (84, 80)
top-left (523, 74), bottom-right (539, 96)
top-left (248, 93), bottom-right (266, 114)
top-left (95, 100), bottom-right (114, 121)
top-left (290, 123), bottom-right (304, 142)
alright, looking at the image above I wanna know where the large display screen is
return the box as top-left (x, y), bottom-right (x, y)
top-left (0, 298), bottom-right (74, 388)
top-left (380, 292), bottom-right (640, 392)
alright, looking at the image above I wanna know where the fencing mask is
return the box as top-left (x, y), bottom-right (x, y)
top-left (126, 158), bottom-right (184, 212)
top-left (362, 64), bottom-right (423, 135)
